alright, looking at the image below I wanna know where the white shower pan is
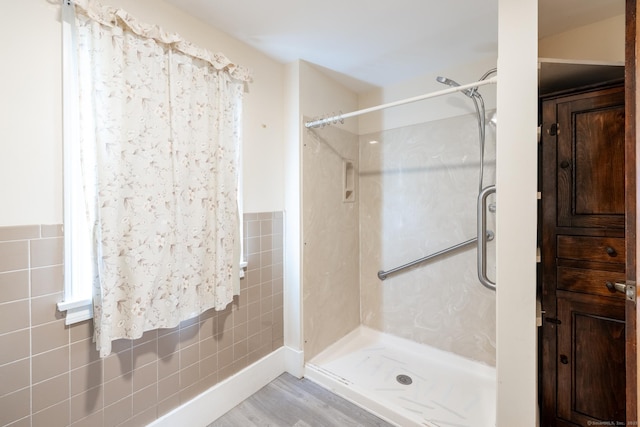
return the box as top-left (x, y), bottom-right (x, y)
top-left (305, 326), bottom-right (496, 427)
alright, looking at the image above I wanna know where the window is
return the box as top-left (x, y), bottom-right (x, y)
top-left (56, 1), bottom-right (250, 356)
top-left (57, 0), bottom-right (93, 324)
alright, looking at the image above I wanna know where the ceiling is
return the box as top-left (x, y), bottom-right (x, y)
top-left (165, 0), bottom-right (624, 92)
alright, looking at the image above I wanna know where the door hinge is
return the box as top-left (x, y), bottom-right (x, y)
top-left (537, 125), bottom-right (541, 143)
top-left (548, 123), bottom-right (559, 136)
top-left (545, 317), bottom-right (561, 325)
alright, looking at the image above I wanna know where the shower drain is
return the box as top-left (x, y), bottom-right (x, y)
top-left (396, 374), bottom-right (413, 385)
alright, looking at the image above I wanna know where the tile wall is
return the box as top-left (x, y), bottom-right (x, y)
top-left (0, 212), bottom-right (283, 427)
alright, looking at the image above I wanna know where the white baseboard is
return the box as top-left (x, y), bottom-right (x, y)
top-left (150, 346), bottom-right (302, 427)
top-left (284, 346), bottom-right (305, 378)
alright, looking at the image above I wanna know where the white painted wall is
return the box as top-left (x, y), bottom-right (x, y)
top-left (539, 14), bottom-right (624, 62)
top-left (496, 0), bottom-right (538, 424)
top-left (0, 0), bottom-right (285, 226)
top-left (0, 1), bottom-right (63, 227)
top-left (283, 61), bottom-right (303, 355)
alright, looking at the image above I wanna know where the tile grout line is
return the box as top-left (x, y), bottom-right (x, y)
top-left (29, 231), bottom-right (34, 427)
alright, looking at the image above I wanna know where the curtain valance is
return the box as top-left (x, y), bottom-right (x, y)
top-left (73, 0), bottom-right (252, 83)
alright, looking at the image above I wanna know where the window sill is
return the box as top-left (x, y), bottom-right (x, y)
top-left (57, 298), bottom-right (93, 325)
top-left (239, 260), bottom-right (248, 278)
top-left (59, 261), bottom-right (248, 325)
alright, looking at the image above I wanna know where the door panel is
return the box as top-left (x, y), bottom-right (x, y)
top-left (557, 235), bottom-right (626, 264)
top-left (557, 295), bottom-right (626, 425)
top-left (556, 87), bottom-right (625, 229)
top-left (574, 107), bottom-right (625, 215)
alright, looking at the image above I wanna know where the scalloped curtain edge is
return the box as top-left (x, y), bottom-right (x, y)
top-left (72, 0), bottom-right (253, 83)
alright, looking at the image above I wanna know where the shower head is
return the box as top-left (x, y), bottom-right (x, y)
top-left (436, 76), bottom-right (474, 97)
top-left (436, 76), bottom-right (458, 87)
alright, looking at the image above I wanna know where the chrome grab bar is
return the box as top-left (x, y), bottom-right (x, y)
top-left (377, 232), bottom-right (494, 281)
top-left (477, 185), bottom-right (496, 291)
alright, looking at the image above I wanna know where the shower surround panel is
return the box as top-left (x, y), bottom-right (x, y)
top-left (302, 124), bottom-right (361, 361)
top-left (359, 112), bottom-right (497, 366)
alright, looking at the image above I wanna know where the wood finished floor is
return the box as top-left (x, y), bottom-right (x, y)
top-left (208, 373), bottom-right (394, 427)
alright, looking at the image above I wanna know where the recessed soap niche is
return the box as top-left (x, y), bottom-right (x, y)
top-left (343, 159), bottom-right (355, 202)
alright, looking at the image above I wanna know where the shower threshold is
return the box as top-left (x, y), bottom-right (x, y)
top-left (305, 326), bottom-right (496, 427)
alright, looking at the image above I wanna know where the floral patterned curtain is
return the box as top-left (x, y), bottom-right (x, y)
top-left (72, 0), bottom-right (251, 357)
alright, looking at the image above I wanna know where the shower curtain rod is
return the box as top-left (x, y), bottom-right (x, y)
top-left (304, 76), bottom-right (497, 128)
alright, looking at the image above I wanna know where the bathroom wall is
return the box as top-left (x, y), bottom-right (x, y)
top-left (0, 213), bottom-right (283, 427)
top-left (538, 14), bottom-right (624, 62)
top-left (359, 111), bottom-right (497, 366)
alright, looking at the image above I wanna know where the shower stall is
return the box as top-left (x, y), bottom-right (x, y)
top-left (297, 66), bottom-right (499, 427)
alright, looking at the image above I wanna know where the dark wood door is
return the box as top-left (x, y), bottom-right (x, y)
top-left (556, 293), bottom-right (626, 425)
top-left (540, 83), bottom-right (627, 427)
top-left (556, 87), bottom-right (625, 229)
